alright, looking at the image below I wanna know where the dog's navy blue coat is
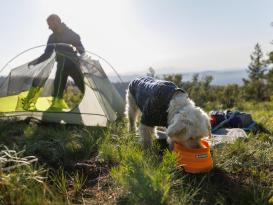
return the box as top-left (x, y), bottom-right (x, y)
top-left (129, 76), bottom-right (185, 127)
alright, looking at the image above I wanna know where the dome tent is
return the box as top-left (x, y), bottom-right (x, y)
top-left (0, 45), bottom-right (124, 126)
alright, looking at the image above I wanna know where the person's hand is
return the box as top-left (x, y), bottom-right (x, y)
top-left (28, 60), bottom-right (37, 68)
top-left (70, 44), bottom-right (77, 52)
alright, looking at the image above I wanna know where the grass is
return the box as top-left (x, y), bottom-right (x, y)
top-left (0, 121), bottom-right (103, 167)
top-left (0, 146), bottom-right (63, 205)
top-left (110, 143), bottom-right (177, 204)
top-left (0, 101), bottom-right (272, 204)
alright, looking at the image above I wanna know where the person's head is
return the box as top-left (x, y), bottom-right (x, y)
top-left (47, 14), bottom-right (62, 33)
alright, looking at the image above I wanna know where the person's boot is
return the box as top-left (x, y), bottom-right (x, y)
top-left (20, 87), bottom-right (42, 111)
top-left (48, 97), bottom-right (69, 111)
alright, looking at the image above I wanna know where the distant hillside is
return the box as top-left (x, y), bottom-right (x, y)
top-left (109, 69), bottom-right (248, 85)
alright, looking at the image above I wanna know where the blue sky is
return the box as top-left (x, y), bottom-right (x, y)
top-left (1, 0), bottom-right (273, 75)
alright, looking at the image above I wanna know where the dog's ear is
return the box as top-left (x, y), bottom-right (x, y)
top-left (166, 113), bottom-right (188, 137)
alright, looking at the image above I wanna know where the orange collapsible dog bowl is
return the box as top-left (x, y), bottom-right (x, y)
top-left (173, 139), bottom-right (213, 173)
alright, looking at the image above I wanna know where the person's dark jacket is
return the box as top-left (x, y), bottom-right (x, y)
top-left (129, 76), bottom-right (185, 127)
top-left (35, 23), bottom-right (85, 64)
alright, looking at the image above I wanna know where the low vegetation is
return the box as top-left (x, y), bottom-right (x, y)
top-left (0, 100), bottom-right (272, 204)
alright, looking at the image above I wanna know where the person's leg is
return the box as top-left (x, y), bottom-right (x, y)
top-left (49, 58), bottom-right (70, 110)
top-left (68, 62), bottom-right (85, 94)
top-left (20, 63), bottom-right (53, 111)
top-left (53, 58), bottom-right (69, 98)
top-left (20, 87), bottom-right (42, 111)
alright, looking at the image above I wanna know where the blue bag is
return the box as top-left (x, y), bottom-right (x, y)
top-left (209, 110), bottom-right (258, 133)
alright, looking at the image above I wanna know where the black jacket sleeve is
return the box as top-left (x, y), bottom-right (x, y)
top-left (72, 33), bottom-right (85, 54)
top-left (34, 35), bottom-right (55, 65)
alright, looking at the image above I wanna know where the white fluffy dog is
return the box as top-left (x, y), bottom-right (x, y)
top-left (125, 77), bottom-right (211, 149)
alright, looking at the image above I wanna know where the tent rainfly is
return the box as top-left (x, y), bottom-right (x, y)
top-left (0, 48), bottom-right (124, 126)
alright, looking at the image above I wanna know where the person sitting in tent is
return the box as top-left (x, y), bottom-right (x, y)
top-left (23, 14), bottom-right (85, 111)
